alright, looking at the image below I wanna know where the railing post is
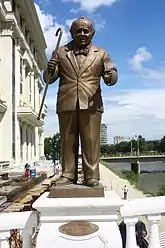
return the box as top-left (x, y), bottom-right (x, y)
top-left (124, 217), bottom-right (138, 248)
top-left (22, 228), bottom-right (32, 248)
top-left (0, 231), bottom-right (10, 248)
top-left (148, 215), bottom-right (161, 248)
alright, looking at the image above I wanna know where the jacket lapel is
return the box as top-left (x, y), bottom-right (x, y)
top-left (65, 43), bottom-right (99, 76)
top-left (66, 50), bottom-right (79, 75)
top-left (79, 45), bottom-right (99, 75)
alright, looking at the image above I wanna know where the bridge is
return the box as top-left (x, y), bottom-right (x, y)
top-left (101, 155), bottom-right (165, 173)
top-left (100, 155), bottom-right (165, 163)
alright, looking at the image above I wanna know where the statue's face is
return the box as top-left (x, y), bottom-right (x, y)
top-left (71, 20), bottom-right (94, 48)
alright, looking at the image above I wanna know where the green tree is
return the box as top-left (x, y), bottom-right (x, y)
top-left (44, 137), bottom-right (52, 156)
top-left (115, 141), bottom-right (130, 154)
top-left (51, 133), bottom-right (61, 161)
top-left (100, 144), bottom-right (111, 155)
top-left (137, 135), bottom-right (147, 153)
top-left (159, 136), bottom-right (165, 153)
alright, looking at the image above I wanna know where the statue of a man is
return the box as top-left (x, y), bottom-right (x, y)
top-left (43, 17), bottom-right (118, 187)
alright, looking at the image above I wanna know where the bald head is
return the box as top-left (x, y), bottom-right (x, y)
top-left (70, 17), bottom-right (95, 35)
top-left (70, 17), bottom-right (95, 48)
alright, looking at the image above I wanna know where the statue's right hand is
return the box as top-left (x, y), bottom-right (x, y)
top-left (47, 58), bottom-right (59, 74)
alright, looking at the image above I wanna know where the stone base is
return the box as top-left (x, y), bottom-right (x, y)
top-left (33, 191), bottom-right (124, 248)
top-left (48, 184), bottom-right (104, 198)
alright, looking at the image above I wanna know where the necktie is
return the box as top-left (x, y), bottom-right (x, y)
top-left (74, 48), bottom-right (89, 56)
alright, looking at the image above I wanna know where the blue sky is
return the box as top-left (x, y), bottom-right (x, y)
top-left (34, 0), bottom-right (165, 142)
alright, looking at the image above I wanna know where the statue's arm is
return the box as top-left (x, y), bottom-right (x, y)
top-left (43, 50), bottom-right (59, 84)
top-left (102, 52), bottom-right (118, 86)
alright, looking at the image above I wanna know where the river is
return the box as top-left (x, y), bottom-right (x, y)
top-left (104, 161), bottom-right (165, 194)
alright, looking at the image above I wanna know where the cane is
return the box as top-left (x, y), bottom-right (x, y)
top-left (37, 28), bottom-right (63, 120)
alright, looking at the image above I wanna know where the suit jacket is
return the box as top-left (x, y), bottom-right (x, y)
top-left (43, 41), bottom-right (118, 113)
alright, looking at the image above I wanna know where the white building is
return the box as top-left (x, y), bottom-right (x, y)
top-left (0, 0), bottom-right (47, 168)
top-left (100, 123), bottom-right (108, 145)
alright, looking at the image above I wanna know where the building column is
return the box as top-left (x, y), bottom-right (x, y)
top-left (15, 39), bottom-right (21, 166)
top-left (35, 77), bottom-right (39, 113)
top-left (27, 125), bottom-right (31, 163)
top-left (0, 27), bottom-right (14, 162)
top-left (22, 123), bottom-right (27, 163)
top-left (35, 127), bottom-right (39, 161)
top-left (31, 72), bottom-right (35, 110)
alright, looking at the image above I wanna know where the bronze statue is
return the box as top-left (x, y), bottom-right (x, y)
top-left (43, 17), bottom-right (118, 187)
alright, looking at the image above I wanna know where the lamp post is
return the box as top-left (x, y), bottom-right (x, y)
top-left (135, 135), bottom-right (140, 159)
top-left (129, 137), bottom-right (133, 156)
top-left (131, 139), bottom-right (133, 156)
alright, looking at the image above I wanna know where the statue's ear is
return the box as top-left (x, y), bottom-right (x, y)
top-left (91, 29), bottom-right (95, 38)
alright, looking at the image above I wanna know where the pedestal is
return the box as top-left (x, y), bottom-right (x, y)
top-left (33, 188), bottom-right (124, 248)
top-left (48, 184), bottom-right (104, 198)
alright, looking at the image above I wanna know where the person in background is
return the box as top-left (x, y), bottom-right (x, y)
top-left (123, 185), bottom-right (128, 200)
top-left (24, 163), bottom-right (30, 177)
top-left (119, 220), bottom-right (148, 248)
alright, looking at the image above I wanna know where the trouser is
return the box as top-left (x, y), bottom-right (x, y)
top-left (58, 108), bottom-right (102, 182)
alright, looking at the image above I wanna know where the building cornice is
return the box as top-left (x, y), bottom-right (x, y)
top-left (15, 0), bottom-right (47, 68)
top-left (3, 14), bottom-right (41, 75)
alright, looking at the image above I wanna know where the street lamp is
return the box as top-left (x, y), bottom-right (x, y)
top-left (129, 137), bottom-right (134, 156)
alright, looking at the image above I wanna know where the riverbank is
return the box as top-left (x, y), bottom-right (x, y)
top-left (101, 161), bottom-right (165, 195)
top-left (100, 163), bottom-right (146, 199)
top-left (99, 163), bottom-right (165, 232)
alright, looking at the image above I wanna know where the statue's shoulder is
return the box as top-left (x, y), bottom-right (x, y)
top-left (92, 44), bottom-right (107, 55)
top-left (58, 42), bottom-right (72, 54)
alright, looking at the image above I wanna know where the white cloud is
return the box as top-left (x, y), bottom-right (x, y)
top-left (129, 47), bottom-right (152, 71)
top-left (44, 87), bottom-right (165, 142)
top-left (102, 89), bottom-right (165, 142)
top-left (34, 3), bottom-right (70, 56)
top-left (63, 0), bottom-right (118, 12)
top-left (65, 19), bottom-right (76, 28)
top-left (129, 47), bottom-right (165, 86)
top-left (95, 19), bottom-right (105, 30)
top-left (38, 0), bottom-right (50, 5)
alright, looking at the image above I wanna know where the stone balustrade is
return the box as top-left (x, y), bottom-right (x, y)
top-left (0, 211), bottom-right (38, 248)
top-left (120, 195), bottom-right (165, 248)
top-left (0, 195), bottom-right (165, 248)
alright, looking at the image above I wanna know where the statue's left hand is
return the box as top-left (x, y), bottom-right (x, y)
top-left (104, 70), bottom-right (113, 85)
top-left (103, 68), bottom-right (118, 86)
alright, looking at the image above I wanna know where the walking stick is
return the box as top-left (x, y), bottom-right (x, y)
top-left (37, 28), bottom-right (63, 120)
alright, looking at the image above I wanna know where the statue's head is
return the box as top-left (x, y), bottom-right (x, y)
top-left (70, 17), bottom-right (95, 48)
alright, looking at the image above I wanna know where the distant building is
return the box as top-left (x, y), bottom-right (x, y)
top-left (100, 124), bottom-right (108, 145)
top-left (0, 0), bottom-right (47, 168)
top-left (113, 136), bottom-right (124, 145)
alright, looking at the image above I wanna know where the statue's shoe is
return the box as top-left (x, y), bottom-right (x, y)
top-left (55, 176), bottom-right (74, 185)
top-left (85, 178), bottom-right (99, 187)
